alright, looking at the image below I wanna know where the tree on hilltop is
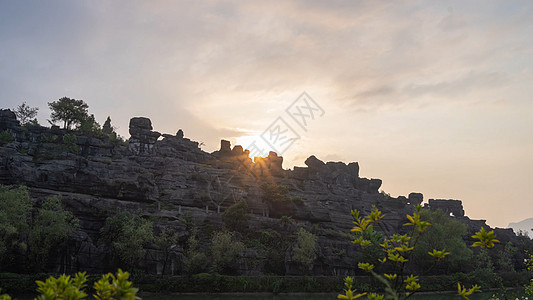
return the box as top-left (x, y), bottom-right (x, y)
top-left (48, 97), bottom-right (89, 129)
top-left (102, 116), bottom-right (113, 134)
top-left (14, 102), bottom-right (39, 125)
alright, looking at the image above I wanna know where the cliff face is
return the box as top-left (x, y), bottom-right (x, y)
top-left (0, 109), bottom-right (519, 275)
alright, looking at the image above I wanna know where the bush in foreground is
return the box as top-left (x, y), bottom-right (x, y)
top-left (0, 269), bottom-right (139, 300)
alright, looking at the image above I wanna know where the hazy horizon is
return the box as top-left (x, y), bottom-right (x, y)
top-left (1, 1), bottom-right (532, 228)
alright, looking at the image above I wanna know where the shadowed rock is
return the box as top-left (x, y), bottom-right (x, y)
top-left (0, 108), bottom-right (522, 276)
top-left (305, 155), bottom-right (325, 171)
top-left (428, 199), bottom-right (465, 217)
top-left (128, 117), bottom-right (161, 155)
top-left (176, 129), bottom-right (184, 139)
top-left (220, 139), bottom-right (231, 153)
top-left (408, 192), bottom-right (423, 205)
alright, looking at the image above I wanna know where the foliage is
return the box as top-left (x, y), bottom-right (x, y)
top-left (280, 215), bottom-right (295, 227)
top-left (222, 200), bottom-right (249, 232)
top-left (0, 289), bottom-right (10, 300)
top-left (260, 183), bottom-right (295, 217)
top-left (48, 97), bottom-right (89, 129)
top-left (0, 130), bottom-right (14, 146)
top-left (338, 276), bottom-right (367, 299)
top-left (338, 205), bottom-right (495, 300)
top-left (496, 242), bottom-right (517, 272)
top-left (28, 196), bottom-right (79, 272)
top-left (210, 231), bottom-right (244, 275)
top-left (472, 248), bottom-right (498, 288)
top-left (524, 252), bottom-right (533, 296)
top-left (457, 282), bottom-right (481, 299)
top-left (102, 116), bottom-right (113, 134)
top-left (1, 186), bottom-right (78, 272)
top-left (292, 227), bottom-right (317, 269)
top-left (14, 102), bottom-right (39, 125)
top-left (0, 185), bottom-right (32, 268)
top-left (0, 269), bottom-right (140, 300)
top-left (78, 113), bottom-right (101, 136)
top-left (291, 196), bottom-right (305, 206)
top-left (472, 227), bottom-right (500, 248)
top-left (62, 133), bottom-right (79, 154)
top-left (260, 183), bottom-right (291, 204)
top-left (35, 272), bottom-right (88, 300)
top-left (414, 209), bottom-right (473, 273)
top-left (184, 230), bottom-right (209, 275)
top-left (351, 206), bottom-right (385, 264)
top-left (153, 227), bottom-right (180, 275)
top-left (241, 229), bottom-right (289, 275)
top-left (93, 269), bottom-right (140, 300)
top-left (100, 210), bottom-right (154, 270)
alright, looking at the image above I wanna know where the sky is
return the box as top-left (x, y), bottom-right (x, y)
top-left (1, 0), bottom-right (532, 228)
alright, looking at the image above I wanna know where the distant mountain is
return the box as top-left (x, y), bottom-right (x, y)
top-left (508, 218), bottom-right (533, 236)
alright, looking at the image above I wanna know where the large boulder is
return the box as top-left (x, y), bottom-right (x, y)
top-left (0, 109), bottom-right (23, 138)
top-left (220, 139), bottom-right (231, 153)
top-left (128, 117), bottom-right (161, 155)
top-left (408, 192), bottom-right (423, 205)
top-left (305, 155), bottom-right (325, 171)
top-left (428, 199), bottom-right (465, 217)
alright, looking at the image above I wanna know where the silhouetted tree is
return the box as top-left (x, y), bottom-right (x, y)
top-left (48, 97), bottom-right (89, 129)
top-left (102, 116), bottom-right (113, 134)
top-left (78, 113), bottom-right (101, 135)
top-left (14, 102), bottom-right (39, 125)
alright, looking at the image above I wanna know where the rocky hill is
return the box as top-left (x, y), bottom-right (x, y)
top-left (0, 108), bottom-right (521, 275)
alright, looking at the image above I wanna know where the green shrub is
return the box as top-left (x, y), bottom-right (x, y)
top-left (0, 288), bottom-right (11, 300)
top-left (414, 209), bottom-right (473, 273)
top-left (260, 183), bottom-right (293, 217)
top-left (222, 200), bottom-right (249, 232)
top-left (93, 269), bottom-right (139, 300)
top-left (0, 185), bottom-right (32, 268)
top-left (27, 196), bottom-right (79, 272)
top-left (525, 252), bottom-right (533, 296)
top-left (100, 210), bottom-right (154, 270)
top-left (154, 227), bottom-right (180, 275)
top-left (0, 269), bottom-right (139, 300)
top-left (35, 272), bottom-right (88, 300)
top-left (62, 133), bottom-right (79, 154)
top-left (184, 231), bottom-right (209, 275)
top-left (292, 227), bottom-right (317, 269)
top-left (338, 205), bottom-right (498, 300)
top-left (0, 130), bottom-right (14, 146)
top-left (260, 183), bottom-right (290, 204)
top-left (291, 196), bottom-right (305, 206)
top-left (1, 186), bottom-right (78, 272)
top-left (210, 231), bottom-right (244, 275)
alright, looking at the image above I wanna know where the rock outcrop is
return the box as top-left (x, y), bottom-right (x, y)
top-left (128, 117), bottom-right (161, 155)
top-left (427, 199), bottom-right (465, 217)
top-left (0, 112), bottom-right (524, 276)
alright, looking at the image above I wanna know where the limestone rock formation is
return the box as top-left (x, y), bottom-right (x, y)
top-left (408, 192), bottom-right (423, 205)
top-left (176, 129), bottom-right (184, 139)
top-left (0, 112), bottom-right (525, 276)
top-left (0, 109), bottom-right (21, 129)
top-left (305, 155), bottom-right (325, 171)
top-left (128, 117), bottom-right (161, 155)
top-left (427, 199), bottom-right (465, 217)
